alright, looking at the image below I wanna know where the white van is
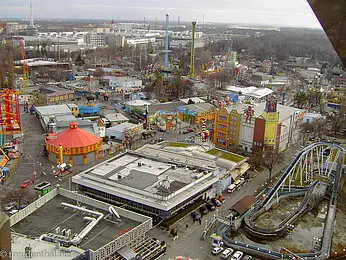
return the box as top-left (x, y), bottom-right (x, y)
top-left (234, 178), bottom-right (245, 186)
top-left (227, 184), bottom-right (236, 193)
top-left (221, 248), bottom-right (234, 259)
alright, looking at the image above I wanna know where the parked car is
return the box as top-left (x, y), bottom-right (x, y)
top-left (191, 211), bottom-right (201, 221)
top-left (242, 256), bottom-right (253, 260)
top-left (8, 209), bottom-right (18, 215)
top-left (211, 198), bottom-right (222, 207)
top-left (19, 204), bottom-right (27, 210)
top-left (211, 246), bottom-right (224, 255)
top-left (233, 178), bottom-right (245, 186)
top-left (231, 251), bottom-right (244, 260)
top-left (182, 130), bottom-right (189, 134)
top-left (206, 202), bottom-right (216, 211)
top-left (3, 202), bottom-right (17, 211)
top-left (198, 205), bottom-right (208, 215)
top-left (221, 248), bottom-right (234, 259)
top-left (187, 128), bottom-right (194, 133)
top-left (227, 184), bottom-right (237, 193)
top-left (20, 180), bottom-right (31, 188)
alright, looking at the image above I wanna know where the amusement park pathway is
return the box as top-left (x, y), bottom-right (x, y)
top-left (0, 110), bottom-right (119, 202)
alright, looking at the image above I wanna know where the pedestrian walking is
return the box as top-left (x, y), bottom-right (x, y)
top-left (198, 218), bottom-right (202, 225)
top-left (1, 178), bottom-right (4, 185)
top-left (185, 224), bottom-right (189, 229)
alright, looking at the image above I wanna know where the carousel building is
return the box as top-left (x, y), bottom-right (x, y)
top-left (45, 122), bottom-right (102, 165)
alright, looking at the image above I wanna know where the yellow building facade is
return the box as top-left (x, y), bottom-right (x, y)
top-left (261, 111), bottom-right (279, 147)
top-left (213, 107), bottom-right (241, 149)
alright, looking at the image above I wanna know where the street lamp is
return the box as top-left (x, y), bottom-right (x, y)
top-left (27, 155), bottom-right (37, 183)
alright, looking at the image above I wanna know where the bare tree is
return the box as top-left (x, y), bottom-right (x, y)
top-left (4, 188), bottom-right (30, 208)
top-left (327, 106), bottom-right (346, 136)
top-left (248, 153), bottom-right (262, 171)
top-left (252, 149), bottom-right (284, 181)
top-left (294, 91), bottom-right (308, 109)
top-left (300, 122), bottom-right (314, 145)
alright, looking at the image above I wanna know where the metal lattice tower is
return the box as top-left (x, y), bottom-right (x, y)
top-left (190, 21), bottom-right (196, 77)
top-left (29, 0), bottom-right (34, 27)
top-left (164, 14), bottom-right (169, 69)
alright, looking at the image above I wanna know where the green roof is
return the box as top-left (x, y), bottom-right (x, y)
top-left (206, 148), bottom-right (244, 163)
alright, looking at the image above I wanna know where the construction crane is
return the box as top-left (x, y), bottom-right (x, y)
top-left (20, 40), bottom-right (29, 94)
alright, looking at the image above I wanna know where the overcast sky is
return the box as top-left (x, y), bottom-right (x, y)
top-left (0, 0), bottom-right (322, 28)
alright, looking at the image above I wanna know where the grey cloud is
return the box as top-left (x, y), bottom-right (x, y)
top-left (0, 0), bottom-right (321, 28)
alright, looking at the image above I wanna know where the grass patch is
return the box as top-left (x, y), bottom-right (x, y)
top-left (207, 148), bottom-right (244, 162)
top-left (167, 142), bottom-right (189, 148)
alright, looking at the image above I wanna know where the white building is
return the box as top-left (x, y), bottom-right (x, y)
top-left (226, 86), bottom-right (274, 103)
top-left (106, 77), bottom-right (143, 94)
top-left (106, 122), bottom-right (143, 140)
top-left (126, 38), bottom-right (156, 46)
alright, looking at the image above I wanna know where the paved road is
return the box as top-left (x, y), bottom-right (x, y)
top-left (147, 144), bottom-right (302, 259)
top-left (0, 110), bottom-right (121, 202)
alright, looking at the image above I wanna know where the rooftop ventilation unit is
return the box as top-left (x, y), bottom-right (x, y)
top-left (55, 227), bottom-right (60, 234)
top-left (171, 165), bottom-right (177, 169)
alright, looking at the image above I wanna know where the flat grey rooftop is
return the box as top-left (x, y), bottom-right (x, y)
top-left (12, 195), bottom-right (140, 251)
top-left (73, 149), bottom-right (219, 211)
top-left (85, 153), bottom-right (210, 196)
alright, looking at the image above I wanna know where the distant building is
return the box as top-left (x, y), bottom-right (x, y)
top-left (53, 115), bottom-right (99, 135)
top-left (66, 103), bottom-right (79, 117)
top-left (303, 113), bottom-right (322, 123)
top-left (97, 118), bottom-right (106, 138)
top-left (226, 86), bottom-right (274, 103)
top-left (179, 97), bottom-right (206, 104)
top-left (106, 76), bottom-right (143, 97)
top-left (106, 34), bottom-right (125, 47)
top-left (103, 113), bottom-right (129, 126)
top-left (35, 104), bottom-right (73, 130)
top-left (93, 27), bottom-right (111, 34)
top-left (177, 103), bottom-right (215, 124)
top-left (84, 33), bottom-right (106, 46)
top-left (79, 77), bottom-right (99, 90)
top-left (249, 73), bottom-right (271, 87)
top-left (33, 85), bottom-right (74, 105)
top-left (126, 37), bottom-right (156, 46)
top-left (106, 122), bottom-right (143, 140)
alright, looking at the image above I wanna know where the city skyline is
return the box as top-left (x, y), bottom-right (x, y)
top-left (0, 0), bottom-right (322, 28)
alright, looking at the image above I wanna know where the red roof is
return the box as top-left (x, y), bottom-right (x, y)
top-left (46, 122), bottom-right (100, 148)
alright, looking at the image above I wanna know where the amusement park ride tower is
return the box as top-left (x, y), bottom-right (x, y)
top-left (0, 41), bottom-right (22, 144)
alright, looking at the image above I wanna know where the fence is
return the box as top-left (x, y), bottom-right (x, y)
top-left (10, 188), bottom-right (58, 226)
top-left (10, 186), bottom-right (153, 260)
top-left (93, 219), bottom-right (152, 260)
top-left (58, 187), bottom-right (153, 260)
top-left (57, 187), bottom-right (151, 224)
